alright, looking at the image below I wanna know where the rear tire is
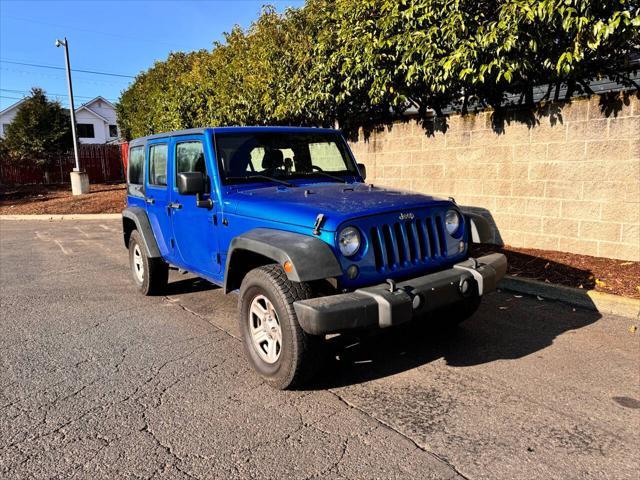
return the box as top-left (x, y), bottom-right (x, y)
top-left (239, 265), bottom-right (322, 390)
top-left (128, 230), bottom-right (168, 296)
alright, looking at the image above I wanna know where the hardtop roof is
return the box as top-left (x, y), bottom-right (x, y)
top-left (128, 126), bottom-right (341, 146)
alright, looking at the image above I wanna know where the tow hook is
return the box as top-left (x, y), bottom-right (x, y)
top-left (453, 257), bottom-right (484, 295)
top-left (386, 278), bottom-right (396, 293)
top-left (387, 279), bottom-right (423, 310)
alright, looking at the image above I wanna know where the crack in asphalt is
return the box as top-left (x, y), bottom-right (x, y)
top-left (0, 306), bottom-right (133, 352)
top-left (163, 296), bottom-right (241, 340)
top-left (326, 389), bottom-right (471, 480)
top-left (2, 289), bottom-right (466, 480)
top-left (1, 335), bottom-right (226, 479)
top-left (3, 220), bottom-right (639, 480)
top-left (162, 295), bottom-right (467, 480)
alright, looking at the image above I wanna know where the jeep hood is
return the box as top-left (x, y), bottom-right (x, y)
top-left (226, 182), bottom-right (451, 232)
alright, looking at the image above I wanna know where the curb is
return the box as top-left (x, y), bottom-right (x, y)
top-left (0, 214), bottom-right (121, 221)
top-left (499, 276), bottom-right (640, 320)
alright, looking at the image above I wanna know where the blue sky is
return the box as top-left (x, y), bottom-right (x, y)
top-left (0, 0), bottom-right (304, 111)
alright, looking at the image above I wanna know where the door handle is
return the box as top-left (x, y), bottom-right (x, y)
top-left (168, 202), bottom-right (182, 210)
top-left (145, 198), bottom-right (155, 205)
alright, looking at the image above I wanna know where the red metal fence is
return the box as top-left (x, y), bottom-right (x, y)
top-left (0, 144), bottom-right (125, 185)
top-left (120, 142), bottom-right (129, 173)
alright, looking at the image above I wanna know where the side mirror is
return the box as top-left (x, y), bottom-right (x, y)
top-left (177, 172), bottom-right (205, 195)
top-left (357, 163), bottom-right (367, 181)
top-left (177, 172), bottom-right (213, 209)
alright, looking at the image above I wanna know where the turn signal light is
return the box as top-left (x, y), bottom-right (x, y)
top-left (283, 261), bottom-right (293, 273)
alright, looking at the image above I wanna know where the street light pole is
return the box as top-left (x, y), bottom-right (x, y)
top-left (56, 37), bottom-right (88, 194)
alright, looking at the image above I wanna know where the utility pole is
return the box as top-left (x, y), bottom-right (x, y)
top-left (56, 37), bottom-right (89, 195)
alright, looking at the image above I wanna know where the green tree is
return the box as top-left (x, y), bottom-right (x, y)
top-left (116, 51), bottom-right (210, 139)
top-left (311, 0), bottom-right (640, 131)
top-left (1, 88), bottom-right (73, 166)
top-left (116, 1), bottom-right (639, 139)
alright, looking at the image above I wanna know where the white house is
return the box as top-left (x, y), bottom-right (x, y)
top-left (73, 96), bottom-right (120, 144)
top-left (0, 98), bottom-right (26, 138)
top-left (0, 96), bottom-right (119, 144)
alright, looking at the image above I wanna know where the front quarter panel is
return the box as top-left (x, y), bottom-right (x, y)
top-left (224, 228), bottom-right (342, 292)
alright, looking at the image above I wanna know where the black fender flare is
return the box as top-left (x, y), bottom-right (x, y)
top-left (463, 212), bottom-right (493, 243)
top-left (224, 228), bottom-right (343, 293)
top-left (122, 207), bottom-right (162, 258)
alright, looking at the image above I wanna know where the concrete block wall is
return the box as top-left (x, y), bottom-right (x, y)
top-left (349, 94), bottom-right (640, 261)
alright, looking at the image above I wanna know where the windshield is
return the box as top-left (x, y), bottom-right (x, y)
top-left (214, 131), bottom-right (359, 185)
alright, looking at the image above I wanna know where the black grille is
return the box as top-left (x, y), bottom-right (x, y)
top-left (370, 215), bottom-right (447, 271)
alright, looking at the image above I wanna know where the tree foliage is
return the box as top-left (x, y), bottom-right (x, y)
top-left (322, 0), bottom-right (640, 117)
top-left (1, 88), bottom-right (73, 166)
top-left (117, 1), bottom-right (639, 139)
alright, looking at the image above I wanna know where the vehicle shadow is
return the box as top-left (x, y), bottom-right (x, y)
top-left (310, 292), bottom-right (601, 390)
top-left (164, 276), bottom-right (219, 295)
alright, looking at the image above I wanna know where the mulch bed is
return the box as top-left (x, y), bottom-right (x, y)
top-left (0, 183), bottom-right (126, 214)
top-left (470, 244), bottom-right (640, 299)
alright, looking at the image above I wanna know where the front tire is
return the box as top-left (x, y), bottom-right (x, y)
top-left (239, 265), bottom-right (321, 390)
top-left (128, 230), bottom-right (168, 296)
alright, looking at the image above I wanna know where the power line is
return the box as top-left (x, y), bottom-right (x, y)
top-left (0, 60), bottom-right (135, 79)
top-left (0, 66), bottom-right (129, 87)
top-left (1, 94), bottom-right (69, 105)
top-left (0, 88), bottom-right (116, 102)
top-left (1, 95), bottom-right (25, 101)
top-left (3, 14), bottom-right (195, 50)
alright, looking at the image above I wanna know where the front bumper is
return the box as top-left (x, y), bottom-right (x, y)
top-left (293, 253), bottom-right (507, 335)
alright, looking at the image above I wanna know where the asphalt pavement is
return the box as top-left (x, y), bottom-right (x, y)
top-left (0, 219), bottom-right (638, 479)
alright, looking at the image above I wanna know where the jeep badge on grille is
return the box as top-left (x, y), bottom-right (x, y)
top-left (399, 212), bottom-right (415, 221)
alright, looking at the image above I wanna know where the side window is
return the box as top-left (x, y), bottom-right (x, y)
top-left (175, 141), bottom-right (206, 179)
top-left (128, 146), bottom-right (144, 185)
top-left (149, 144), bottom-right (168, 186)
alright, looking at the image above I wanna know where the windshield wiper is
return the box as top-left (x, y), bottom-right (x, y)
top-left (226, 174), bottom-right (295, 187)
top-left (304, 171), bottom-right (348, 184)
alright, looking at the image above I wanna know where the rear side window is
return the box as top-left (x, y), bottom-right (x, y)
top-left (128, 146), bottom-right (144, 185)
top-left (149, 144), bottom-right (168, 186)
top-left (176, 141), bottom-right (206, 178)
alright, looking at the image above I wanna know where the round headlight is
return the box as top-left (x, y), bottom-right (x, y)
top-left (445, 209), bottom-right (461, 235)
top-left (338, 226), bottom-right (361, 257)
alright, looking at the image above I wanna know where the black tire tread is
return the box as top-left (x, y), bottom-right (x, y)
top-left (129, 230), bottom-right (168, 296)
top-left (239, 264), bottom-right (320, 389)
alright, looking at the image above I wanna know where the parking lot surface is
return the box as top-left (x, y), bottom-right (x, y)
top-left (1, 219), bottom-right (638, 479)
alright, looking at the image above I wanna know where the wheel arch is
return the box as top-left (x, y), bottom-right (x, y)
top-left (122, 207), bottom-right (162, 258)
top-left (224, 228), bottom-right (343, 293)
top-left (464, 212), bottom-right (494, 243)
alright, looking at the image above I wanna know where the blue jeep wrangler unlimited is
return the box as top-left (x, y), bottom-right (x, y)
top-left (123, 127), bottom-right (506, 389)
